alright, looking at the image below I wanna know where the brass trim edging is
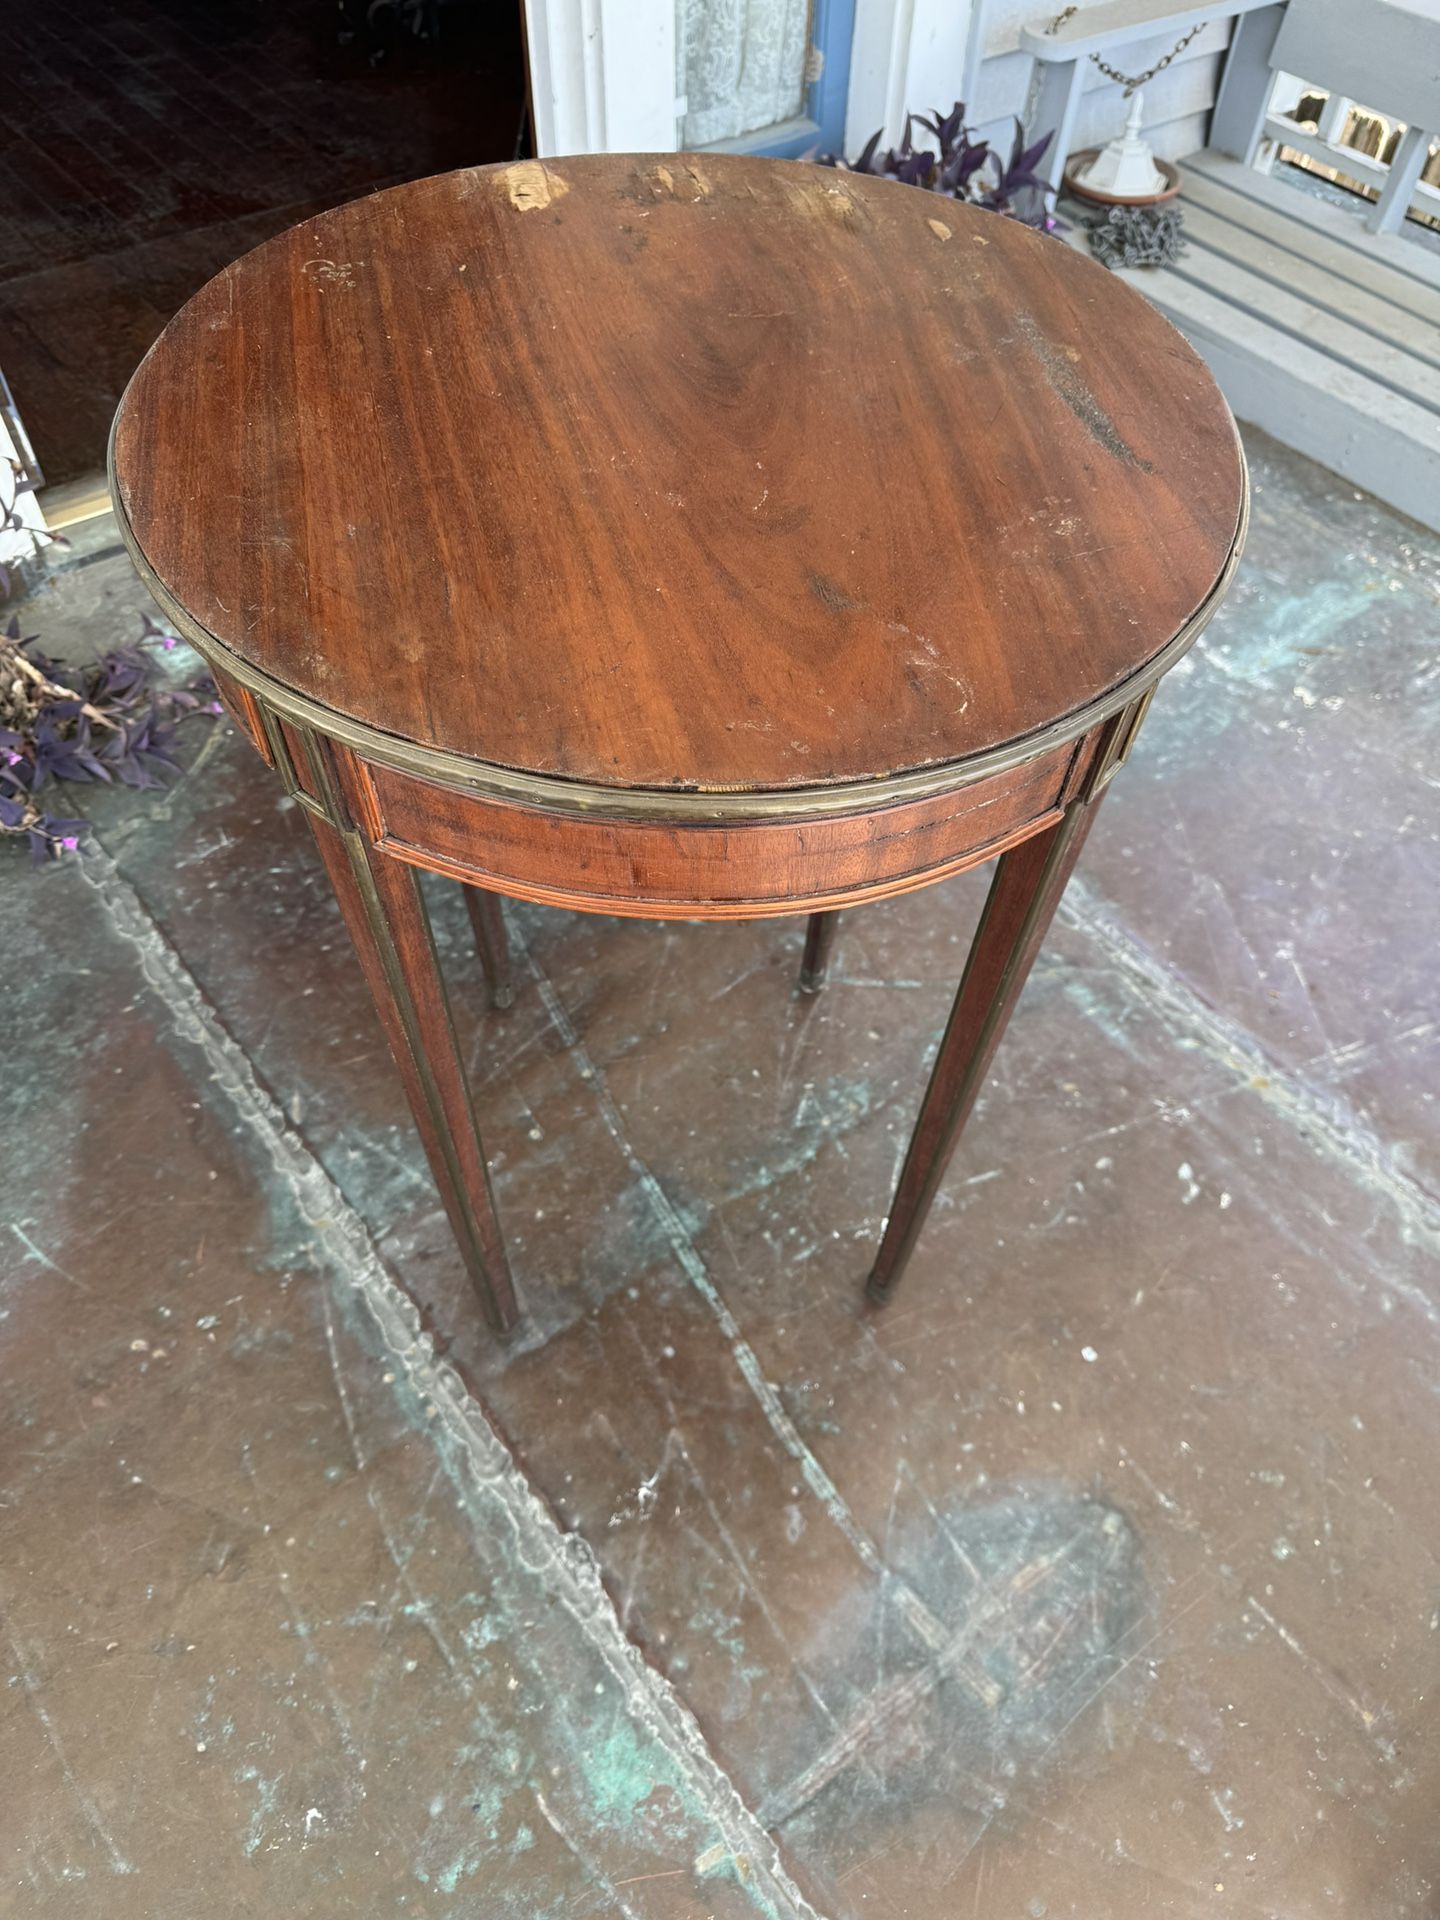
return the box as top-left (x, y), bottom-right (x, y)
top-left (108, 413), bottom-right (1248, 827)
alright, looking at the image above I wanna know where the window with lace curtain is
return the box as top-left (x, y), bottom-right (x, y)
top-left (677, 0), bottom-right (815, 148)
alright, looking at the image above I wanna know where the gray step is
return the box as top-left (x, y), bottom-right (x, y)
top-left (1059, 202), bottom-right (1440, 532)
top-left (1176, 195), bottom-right (1440, 368)
top-left (1185, 149), bottom-right (1440, 296)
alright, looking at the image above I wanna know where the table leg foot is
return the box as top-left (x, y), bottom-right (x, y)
top-left (463, 884), bottom-right (515, 1010)
top-left (308, 815), bottom-right (520, 1334)
top-left (865, 793), bottom-right (1106, 1307)
top-left (798, 910), bottom-right (841, 993)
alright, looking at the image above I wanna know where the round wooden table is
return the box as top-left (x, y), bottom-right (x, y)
top-left (110, 154), bottom-right (1247, 1334)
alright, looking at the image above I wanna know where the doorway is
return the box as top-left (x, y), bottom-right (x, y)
top-left (0, 0), bottom-right (528, 487)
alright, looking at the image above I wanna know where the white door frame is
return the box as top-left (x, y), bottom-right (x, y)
top-left (845, 0), bottom-right (980, 154)
top-left (524, 0), bottom-right (977, 162)
top-left (524, 0), bottom-right (678, 155)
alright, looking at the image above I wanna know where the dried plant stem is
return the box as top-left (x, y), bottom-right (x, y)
top-left (4, 643), bottom-right (119, 729)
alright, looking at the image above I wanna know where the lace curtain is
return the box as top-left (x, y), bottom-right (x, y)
top-left (677, 0), bottom-right (813, 148)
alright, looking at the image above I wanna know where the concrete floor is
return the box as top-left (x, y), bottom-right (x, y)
top-left (3, 430), bottom-right (1438, 1916)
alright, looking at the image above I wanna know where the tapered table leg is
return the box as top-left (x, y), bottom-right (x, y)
top-left (866, 793), bottom-right (1105, 1306)
top-left (799, 911), bottom-right (841, 993)
top-left (463, 885), bottom-right (515, 1010)
top-left (307, 814), bottom-right (519, 1333)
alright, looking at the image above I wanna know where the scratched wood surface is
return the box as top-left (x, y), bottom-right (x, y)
top-left (112, 153), bottom-right (1244, 794)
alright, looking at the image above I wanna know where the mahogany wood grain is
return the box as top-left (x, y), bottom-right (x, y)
top-left (211, 672), bottom-right (271, 767)
top-left (113, 154), bottom-right (1243, 799)
top-left (356, 738), bottom-right (1079, 915)
top-left (307, 788), bottom-right (518, 1332)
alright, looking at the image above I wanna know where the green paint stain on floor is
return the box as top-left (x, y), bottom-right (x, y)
top-left (579, 1709), bottom-right (671, 1825)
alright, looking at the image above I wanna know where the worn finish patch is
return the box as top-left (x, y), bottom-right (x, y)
top-left (809, 573), bottom-right (859, 615)
top-left (643, 162), bottom-right (714, 203)
top-left (504, 160), bottom-right (569, 212)
top-left (1015, 311), bottom-right (1154, 471)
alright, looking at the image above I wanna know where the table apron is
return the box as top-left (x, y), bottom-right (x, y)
top-left (348, 736), bottom-right (1097, 918)
top-left (208, 658), bottom-right (1135, 916)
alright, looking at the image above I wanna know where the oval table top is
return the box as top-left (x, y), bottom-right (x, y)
top-left (111, 154), bottom-right (1244, 805)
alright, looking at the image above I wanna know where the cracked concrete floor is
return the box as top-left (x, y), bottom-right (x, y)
top-left (3, 430), bottom-right (1438, 1916)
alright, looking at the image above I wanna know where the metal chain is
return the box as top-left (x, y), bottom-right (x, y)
top-left (1046, 7), bottom-right (1205, 96)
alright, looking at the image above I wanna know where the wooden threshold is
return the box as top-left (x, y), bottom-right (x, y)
top-left (37, 472), bottom-right (112, 531)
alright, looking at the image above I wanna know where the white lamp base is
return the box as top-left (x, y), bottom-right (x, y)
top-left (1073, 91), bottom-right (1167, 200)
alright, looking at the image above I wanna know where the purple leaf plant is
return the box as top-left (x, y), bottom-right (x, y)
top-left (819, 102), bottom-right (1059, 230)
top-left (0, 611), bottom-right (220, 865)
